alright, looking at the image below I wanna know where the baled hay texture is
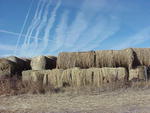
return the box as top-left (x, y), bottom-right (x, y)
top-left (132, 48), bottom-right (150, 67)
top-left (61, 67), bottom-right (87, 87)
top-left (6, 56), bottom-right (31, 72)
top-left (31, 56), bottom-right (57, 70)
top-left (57, 51), bottom-right (95, 69)
top-left (96, 48), bottom-right (134, 69)
top-left (129, 66), bottom-right (147, 81)
top-left (43, 69), bottom-right (64, 88)
top-left (85, 68), bottom-right (127, 87)
top-left (22, 70), bottom-right (44, 84)
top-left (70, 68), bottom-right (86, 87)
top-left (0, 59), bottom-right (16, 79)
top-left (61, 67), bottom-right (127, 87)
top-left (31, 56), bottom-right (47, 70)
top-left (61, 68), bottom-right (73, 86)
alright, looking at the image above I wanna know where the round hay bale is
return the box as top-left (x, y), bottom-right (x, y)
top-left (31, 56), bottom-right (57, 70)
top-left (57, 51), bottom-right (95, 69)
top-left (0, 58), bottom-right (17, 79)
top-left (129, 66), bottom-right (147, 81)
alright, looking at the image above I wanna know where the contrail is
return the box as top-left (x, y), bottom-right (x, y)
top-left (34, 0), bottom-right (51, 48)
top-left (14, 0), bottom-right (34, 54)
top-left (22, 0), bottom-right (42, 47)
top-left (26, 0), bottom-right (47, 46)
top-left (23, 0), bottom-right (44, 47)
top-left (0, 29), bottom-right (56, 43)
top-left (0, 29), bottom-right (23, 37)
top-left (23, 0), bottom-right (42, 46)
top-left (42, 0), bottom-right (61, 50)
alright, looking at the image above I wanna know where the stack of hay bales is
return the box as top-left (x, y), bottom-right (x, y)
top-left (96, 48), bottom-right (134, 69)
top-left (22, 70), bottom-right (44, 83)
top-left (57, 51), bottom-right (95, 69)
top-left (61, 67), bottom-right (127, 87)
top-left (132, 48), bottom-right (150, 67)
top-left (31, 56), bottom-right (57, 70)
top-left (61, 68), bottom-right (84, 87)
top-left (6, 56), bottom-right (31, 74)
top-left (129, 66), bottom-right (148, 81)
top-left (0, 58), bottom-right (17, 79)
top-left (43, 69), bottom-right (64, 88)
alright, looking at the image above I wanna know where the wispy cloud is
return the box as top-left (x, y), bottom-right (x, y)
top-left (112, 26), bottom-right (150, 49)
top-left (0, 29), bottom-right (55, 42)
top-left (65, 0), bottom-right (105, 47)
top-left (0, 43), bottom-right (16, 51)
top-left (57, 0), bottom-right (120, 52)
top-left (50, 11), bottom-right (69, 53)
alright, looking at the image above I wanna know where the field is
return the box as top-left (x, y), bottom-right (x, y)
top-left (0, 88), bottom-right (150, 113)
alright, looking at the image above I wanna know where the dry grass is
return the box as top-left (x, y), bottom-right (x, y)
top-left (0, 77), bottom-right (150, 112)
top-left (0, 87), bottom-right (150, 113)
top-left (0, 77), bottom-right (63, 96)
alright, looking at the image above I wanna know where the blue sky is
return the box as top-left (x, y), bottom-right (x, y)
top-left (0, 0), bottom-right (150, 57)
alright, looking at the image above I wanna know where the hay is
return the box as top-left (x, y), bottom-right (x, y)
top-left (22, 67), bottom-right (128, 89)
top-left (22, 70), bottom-right (44, 83)
top-left (0, 59), bottom-right (16, 79)
top-left (43, 69), bottom-right (64, 88)
top-left (57, 51), bottom-right (95, 69)
top-left (129, 66), bottom-right (147, 80)
top-left (6, 56), bottom-right (31, 72)
top-left (132, 48), bottom-right (150, 67)
top-left (84, 68), bottom-right (127, 87)
top-left (31, 56), bottom-right (57, 70)
top-left (61, 67), bottom-right (85, 87)
top-left (95, 48), bottom-right (134, 69)
top-left (61, 67), bottom-right (128, 87)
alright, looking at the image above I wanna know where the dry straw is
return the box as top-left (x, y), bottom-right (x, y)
top-left (22, 67), bottom-right (127, 88)
top-left (0, 58), bottom-right (16, 78)
top-left (61, 67), bottom-right (127, 88)
top-left (57, 51), bottom-right (95, 69)
top-left (43, 69), bottom-right (64, 88)
top-left (96, 48), bottom-right (134, 69)
top-left (132, 48), bottom-right (150, 67)
top-left (129, 66), bottom-right (147, 80)
top-left (22, 70), bottom-right (44, 83)
top-left (31, 56), bottom-right (57, 70)
top-left (6, 56), bottom-right (31, 72)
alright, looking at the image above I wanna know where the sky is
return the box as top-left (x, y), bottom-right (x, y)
top-left (0, 0), bottom-right (150, 57)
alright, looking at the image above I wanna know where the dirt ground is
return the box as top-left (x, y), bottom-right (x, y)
top-left (0, 89), bottom-right (150, 113)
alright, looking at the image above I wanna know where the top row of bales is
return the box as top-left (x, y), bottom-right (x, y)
top-left (0, 56), bottom-right (31, 78)
top-left (0, 56), bottom-right (57, 78)
top-left (57, 48), bottom-right (150, 69)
